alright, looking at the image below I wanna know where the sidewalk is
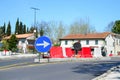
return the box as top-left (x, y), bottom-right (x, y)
top-left (0, 53), bottom-right (37, 60)
top-left (92, 65), bottom-right (120, 80)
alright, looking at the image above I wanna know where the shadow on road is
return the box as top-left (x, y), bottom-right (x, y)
top-left (72, 61), bottom-right (120, 77)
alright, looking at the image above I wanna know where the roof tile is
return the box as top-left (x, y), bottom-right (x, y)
top-left (4, 33), bottom-right (34, 39)
top-left (60, 32), bottom-right (111, 40)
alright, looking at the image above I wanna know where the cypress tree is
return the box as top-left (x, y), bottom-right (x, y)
top-left (15, 18), bottom-right (19, 34)
top-left (0, 23), bottom-right (6, 37)
top-left (3, 23), bottom-right (6, 35)
top-left (6, 21), bottom-right (11, 36)
top-left (23, 24), bottom-right (26, 34)
top-left (27, 27), bottom-right (29, 33)
top-left (29, 26), bottom-right (34, 33)
top-left (19, 22), bottom-right (23, 34)
top-left (0, 26), bottom-right (3, 38)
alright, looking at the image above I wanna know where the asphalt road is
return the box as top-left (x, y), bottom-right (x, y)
top-left (0, 57), bottom-right (36, 67)
top-left (0, 57), bottom-right (120, 80)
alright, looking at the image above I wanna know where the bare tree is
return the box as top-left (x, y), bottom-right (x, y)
top-left (47, 21), bottom-right (58, 42)
top-left (104, 21), bottom-right (114, 32)
top-left (69, 18), bottom-right (96, 34)
top-left (48, 21), bottom-right (66, 43)
top-left (37, 21), bottom-right (50, 36)
top-left (56, 21), bottom-right (65, 41)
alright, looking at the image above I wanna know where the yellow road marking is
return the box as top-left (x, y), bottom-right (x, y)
top-left (0, 62), bottom-right (54, 71)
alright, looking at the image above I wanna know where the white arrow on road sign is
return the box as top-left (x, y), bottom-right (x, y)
top-left (36, 40), bottom-right (50, 48)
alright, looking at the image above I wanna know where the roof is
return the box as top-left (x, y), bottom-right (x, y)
top-left (60, 32), bottom-right (111, 40)
top-left (4, 33), bottom-right (34, 39)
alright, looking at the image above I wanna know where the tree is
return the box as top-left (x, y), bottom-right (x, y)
top-left (15, 18), bottom-right (27, 34)
top-left (1, 39), bottom-right (9, 50)
top-left (15, 18), bottom-right (19, 34)
top-left (29, 26), bottom-right (34, 33)
top-left (48, 21), bottom-right (66, 43)
top-left (105, 21), bottom-right (114, 32)
top-left (0, 27), bottom-right (4, 38)
top-left (112, 20), bottom-right (120, 34)
top-left (19, 22), bottom-right (23, 34)
top-left (3, 23), bottom-right (6, 35)
top-left (0, 23), bottom-right (6, 39)
top-left (6, 21), bottom-right (11, 36)
top-left (56, 22), bottom-right (65, 42)
top-left (23, 24), bottom-right (26, 34)
top-left (38, 21), bottom-right (50, 36)
top-left (69, 18), bottom-right (96, 34)
top-left (27, 27), bottom-right (29, 33)
top-left (8, 34), bottom-right (18, 52)
top-left (47, 21), bottom-right (57, 42)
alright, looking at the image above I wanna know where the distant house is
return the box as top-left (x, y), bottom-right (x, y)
top-left (60, 32), bottom-right (120, 56)
top-left (4, 33), bottom-right (35, 53)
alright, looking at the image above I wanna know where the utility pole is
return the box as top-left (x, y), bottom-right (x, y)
top-left (31, 7), bottom-right (40, 54)
top-left (31, 7), bottom-right (40, 29)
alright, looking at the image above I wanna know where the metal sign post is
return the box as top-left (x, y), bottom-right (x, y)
top-left (34, 36), bottom-right (52, 62)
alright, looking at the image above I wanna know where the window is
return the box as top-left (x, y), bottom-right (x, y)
top-left (105, 41), bottom-right (107, 45)
top-left (116, 39), bottom-right (118, 45)
top-left (20, 39), bottom-right (25, 43)
top-left (65, 40), bottom-right (68, 45)
top-left (113, 42), bottom-right (115, 46)
top-left (95, 40), bottom-right (98, 45)
top-left (72, 40), bottom-right (74, 42)
top-left (119, 40), bottom-right (120, 46)
top-left (86, 40), bottom-right (89, 45)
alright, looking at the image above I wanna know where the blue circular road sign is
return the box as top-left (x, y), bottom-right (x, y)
top-left (34, 36), bottom-right (52, 52)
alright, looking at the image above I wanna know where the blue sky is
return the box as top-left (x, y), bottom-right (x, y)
top-left (0, 0), bottom-right (120, 33)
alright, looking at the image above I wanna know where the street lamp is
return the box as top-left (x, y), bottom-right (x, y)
top-left (34, 29), bottom-right (36, 33)
top-left (34, 29), bottom-right (36, 39)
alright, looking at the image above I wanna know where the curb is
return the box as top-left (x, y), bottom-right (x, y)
top-left (0, 54), bottom-right (37, 60)
top-left (34, 57), bottom-right (111, 63)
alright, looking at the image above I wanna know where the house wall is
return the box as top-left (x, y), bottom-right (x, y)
top-left (105, 34), bottom-right (120, 55)
top-left (17, 38), bottom-right (28, 53)
top-left (60, 35), bottom-right (118, 56)
top-left (81, 39), bottom-right (105, 47)
top-left (105, 34), bottom-right (114, 55)
top-left (60, 39), bottom-right (105, 48)
top-left (60, 40), bottom-right (73, 48)
top-left (114, 37), bottom-right (120, 55)
top-left (115, 44), bottom-right (120, 55)
top-left (17, 35), bottom-right (34, 51)
top-left (60, 33), bottom-right (120, 56)
top-left (26, 35), bottom-right (34, 39)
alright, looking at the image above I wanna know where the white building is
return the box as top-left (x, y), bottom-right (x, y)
top-left (60, 32), bottom-right (120, 56)
top-left (4, 33), bottom-right (35, 53)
